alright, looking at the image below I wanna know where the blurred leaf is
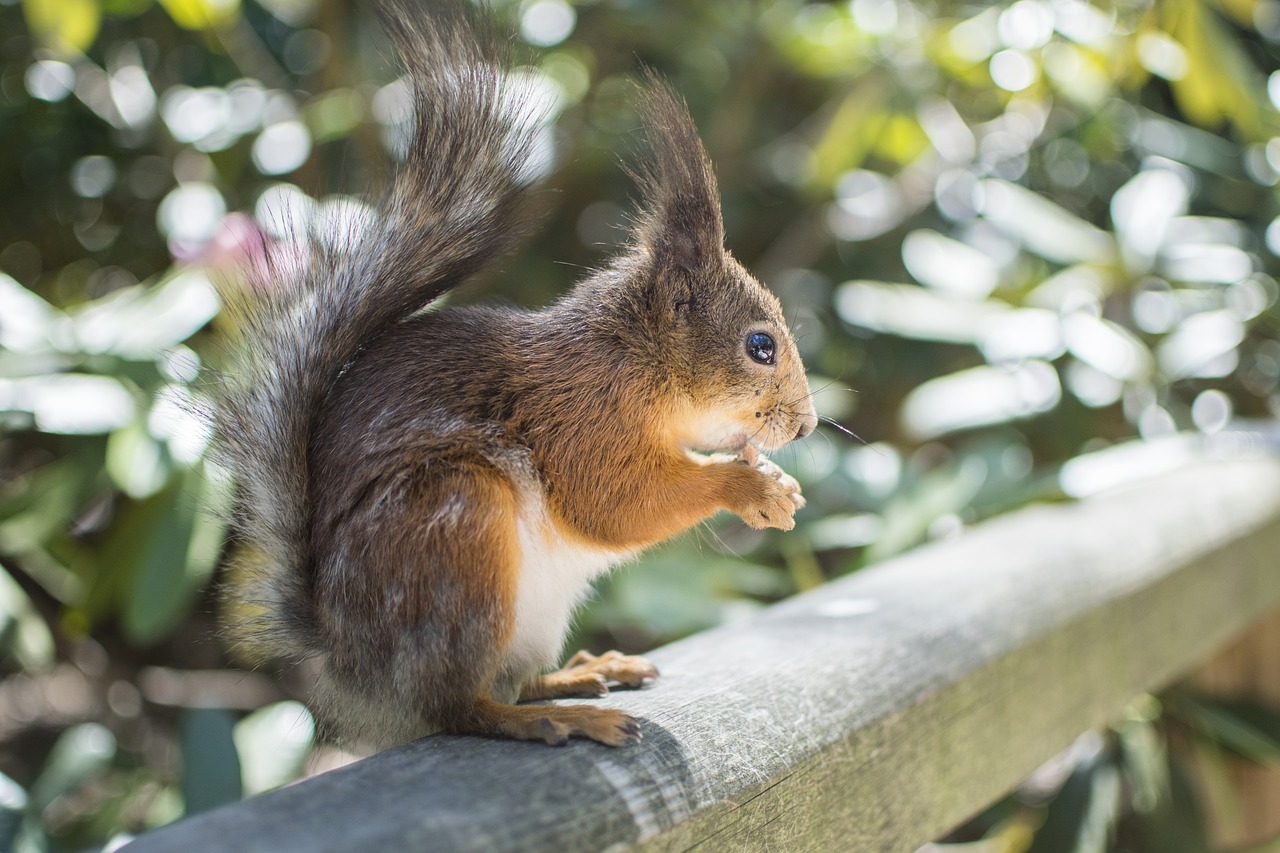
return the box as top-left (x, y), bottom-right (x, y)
top-left (1177, 694), bottom-right (1280, 766)
top-left (1115, 702), bottom-right (1168, 816)
top-left (0, 569), bottom-right (54, 670)
top-left (101, 0), bottom-right (153, 17)
top-left (1182, 725), bottom-right (1247, 839)
top-left (1212, 0), bottom-right (1259, 26)
top-left (0, 275), bottom-right (61, 353)
top-left (810, 83), bottom-right (891, 187)
top-left (21, 0), bottom-right (100, 53)
top-left (580, 542), bottom-right (782, 646)
top-left (835, 280), bottom-right (1010, 344)
top-left (1156, 310), bottom-right (1245, 380)
top-left (70, 271), bottom-right (219, 360)
top-left (865, 453), bottom-right (986, 562)
top-left (116, 466), bottom-right (229, 646)
top-left (28, 724), bottom-right (116, 814)
top-left (902, 230), bottom-right (999, 298)
top-left (1026, 751), bottom-right (1120, 853)
top-left (1, 374), bottom-right (138, 435)
top-left (875, 113), bottom-right (930, 165)
top-left (106, 420), bottom-right (172, 500)
top-left (1167, 0), bottom-right (1269, 139)
top-left (0, 458), bottom-right (90, 548)
top-left (0, 772), bottom-right (28, 852)
top-left (180, 708), bottom-right (242, 815)
top-left (233, 701), bottom-right (315, 796)
top-left (1129, 749), bottom-right (1212, 853)
top-left (1111, 168), bottom-right (1189, 274)
top-left (979, 180), bottom-right (1115, 266)
top-left (900, 361), bottom-right (1062, 441)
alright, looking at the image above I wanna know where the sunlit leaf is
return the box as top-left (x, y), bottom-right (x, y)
top-left (304, 89), bottom-right (365, 143)
top-left (22, 0), bottom-right (100, 53)
top-left (0, 275), bottom-right (61, 353)
top-left (1112, 168), bottom-right (1189, 274)
top-left (0, 374), bottom-right (137, 435)
top-left (1062, 313), bottom-right (1152, 382)
top-left (835, 280), bottom-right (1009, 344)
top-left (900, 361), bottom-right (1061, 441)
top-left (106, 420), bottom-right (172, 500)
top-left (978, 308), bottom-right (1064, 364)
top-left (233, 701), bottom-right (315, 796)
top-left (1166, 0), bottom-right (1269, 139)
top-left (1156, 310), bottom-right (1244, 379)
top-left (810, 84), bottom-right (891, 188)
top-left (875, 113), bottom-right (930, 165)
top-left (902, 230), bottom-right (999, 298)
top-left (979, 180), bottom-right (1115, 265)
top-left (70, 270), bottom-right (220, 359)
top-left (1213, 0), bottom-right (1259, 27)
top-left (157, 0), bottom-right (240, 29)
top-left (1043, 42), bottom-right (1112, 108)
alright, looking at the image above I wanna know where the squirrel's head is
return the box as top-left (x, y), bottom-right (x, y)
top-left (604, 77), bottom-right (817, 455)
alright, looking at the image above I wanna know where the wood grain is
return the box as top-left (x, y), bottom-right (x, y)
top-left (124, 455), bottom-right (1280, 853)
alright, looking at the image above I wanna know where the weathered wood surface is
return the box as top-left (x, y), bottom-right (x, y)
top-left (126, 454), bottom-right (1280, 853)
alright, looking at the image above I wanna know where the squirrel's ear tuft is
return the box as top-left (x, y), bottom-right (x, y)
top-left (630, 73), bottom-right (725, 272)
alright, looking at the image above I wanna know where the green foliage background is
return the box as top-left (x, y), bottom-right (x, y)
top-left (2, 0), bottom-right (1280, 848)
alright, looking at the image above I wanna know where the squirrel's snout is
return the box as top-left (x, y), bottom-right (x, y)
top-left (794, 414), bottom-right (817, 440)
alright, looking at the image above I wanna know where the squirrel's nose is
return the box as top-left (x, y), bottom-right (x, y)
top-left (795, 418), bottom-right (815, 440)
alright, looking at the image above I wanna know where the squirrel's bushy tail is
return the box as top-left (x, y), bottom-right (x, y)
top-left (215, 0), bottom-right (542, 663)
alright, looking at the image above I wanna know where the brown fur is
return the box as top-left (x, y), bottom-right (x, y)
top-left (217, 0), bottom-right (816, 751)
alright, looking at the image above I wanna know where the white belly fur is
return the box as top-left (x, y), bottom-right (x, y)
top-left (505, 494), bottom-right (630, 684)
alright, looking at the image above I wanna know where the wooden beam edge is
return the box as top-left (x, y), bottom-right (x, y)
top-left (124, 453), bottom-right (1280, 853)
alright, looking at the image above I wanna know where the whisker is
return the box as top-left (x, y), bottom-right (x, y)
top-left (781, 378), bottom-right (852, 410)
top-left (707, 526), bottom-right (741, 558)
top-left (819, 415), bottom-right (875, 450)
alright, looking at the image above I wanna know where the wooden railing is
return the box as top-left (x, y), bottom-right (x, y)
top-left (124, 449), bottom-right (1280, 852)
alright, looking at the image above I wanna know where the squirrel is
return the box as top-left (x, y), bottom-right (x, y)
top-left (215, 0), bottom-right (817, 751)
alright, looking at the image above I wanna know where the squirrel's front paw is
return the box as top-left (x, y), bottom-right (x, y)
top-left (737, 462), bottom-right (804, 531)
top-left (752, 455), bottom-right (805, 511)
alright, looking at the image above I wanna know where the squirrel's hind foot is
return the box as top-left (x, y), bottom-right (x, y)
top-left (520, 650), bottom-right (659, 700)
top-left (458, 697), bottom-right (641, 747)
top-left (564, 649), bottom-right (660, 689)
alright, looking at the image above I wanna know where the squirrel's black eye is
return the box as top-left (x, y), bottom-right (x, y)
top-left (746, 332), bottom-right (776, 365)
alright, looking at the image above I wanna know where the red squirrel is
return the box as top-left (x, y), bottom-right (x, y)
top-left (217, 0), bottom-right (816, 750)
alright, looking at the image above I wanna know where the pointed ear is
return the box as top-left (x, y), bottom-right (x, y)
top-left (629, 73), bottom-right (726, 273)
